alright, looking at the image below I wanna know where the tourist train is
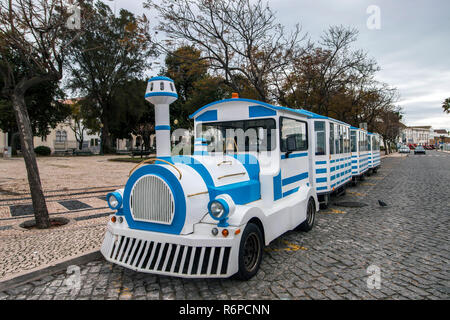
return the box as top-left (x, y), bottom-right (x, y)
top-left (100, 76), bottom-right (381, 280)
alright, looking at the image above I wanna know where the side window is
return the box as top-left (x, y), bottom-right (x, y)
top-left (334, 125), bottom-right (339, 154)
top-left (160, 82), bottom-right (164, 90)
top-left (150, 82), bottom-right (154, 91)
top-left (170, 83), bottom-right (174, 91)
top-left (351, 131), bottom-right (357, 152)
top-left (314, 121), bottom-right (326, 155)
top-left (280, 117), bottom-right (308, 152)
top-left (339, 126), bottom-right (344, 154)
top-left (329, 123), bottom-right (335, 155)
top-left (368, 135), bottom-right (372, 151)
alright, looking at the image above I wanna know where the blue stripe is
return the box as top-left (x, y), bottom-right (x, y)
top-left (196, 110), bottom-right (218, 122)
top-left (316, 186), bottom-right (328, 191)
top-left (283, 187), bottom-right (299, 197)
top-left (193, 151), bottom-right (208, 155)
top-left (315, 161), bottom-right (327, 165)
top-left (145, 92), bottom-right (178, 98)
top-left (273, 171), bottom-right (282, 201)
top-left (249, 105), bottom-right (277, 117)
top-left (148, 76), bottom-right (174, 82)
top-left (316, 168), bottom-right (327, 174)
top-left (281, 152), bottom-right (308, 159)
top-left (316, 177), bottom-right (327, 183)
top-left (155, 125), bottom-right (170, 131)
top-left (282, 172), bottom-right (309, 186)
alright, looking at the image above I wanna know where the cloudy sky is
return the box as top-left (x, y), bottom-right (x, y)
top-left (106, 0), bottom-right (450, 130)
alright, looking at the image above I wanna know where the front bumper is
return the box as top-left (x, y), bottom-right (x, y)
top-left (101, 222), bottom-right (242, 278)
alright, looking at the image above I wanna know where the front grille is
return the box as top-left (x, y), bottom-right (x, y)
top-left (106, 234), bottom-right (231, 276)
top-left (130, 175), bottom-right (174, 224)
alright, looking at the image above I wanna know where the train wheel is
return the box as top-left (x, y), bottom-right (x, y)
top-left (297, 198), bottom-right (316, 232)
top-left (235, 223), bottom-right (263, 280)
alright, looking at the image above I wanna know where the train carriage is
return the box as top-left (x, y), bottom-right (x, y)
top-left (350, 127), bottom-right (370, 180)
top-left (307, 113), bottom-right (352, 207)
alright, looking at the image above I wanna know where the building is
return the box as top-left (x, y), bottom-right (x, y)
top-left (399, 126), bottom-right (432, 145)
top-left (431, 129), bottom-right (450, 144)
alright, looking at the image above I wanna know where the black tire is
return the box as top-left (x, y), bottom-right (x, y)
top-left (234, 223), bottom-right (264, 280)
top-left (297, 198), bottom-right (316, 232)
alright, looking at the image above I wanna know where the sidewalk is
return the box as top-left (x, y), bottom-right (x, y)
top-left (0, 155), bottom-right (135, 282)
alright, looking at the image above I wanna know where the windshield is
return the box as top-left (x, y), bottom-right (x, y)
top-left (196, 118), bottom-right (276, 153)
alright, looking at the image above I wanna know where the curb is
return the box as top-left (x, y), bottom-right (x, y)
top-left (0, 250), bottom-right (103, 292)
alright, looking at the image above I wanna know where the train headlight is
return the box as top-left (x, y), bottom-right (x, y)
top-left (107, 191), bottom-right (123, 210)
top-left (209, 200), bottom-right (228, 219)
top-left (208, 194), bottom-right (235, 227)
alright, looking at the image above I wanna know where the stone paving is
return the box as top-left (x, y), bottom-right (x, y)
top-left (0, 151), bottom-right (449, 300)
top-left (0, 155), bottom-right (137, 280)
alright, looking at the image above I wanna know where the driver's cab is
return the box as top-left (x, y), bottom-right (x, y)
top-left (190, 97), bottom-right (315, 210)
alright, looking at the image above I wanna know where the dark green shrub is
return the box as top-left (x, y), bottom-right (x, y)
top-left (34, 145), bottom-right (51, 156)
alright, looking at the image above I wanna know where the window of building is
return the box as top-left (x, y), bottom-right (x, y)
top-left (314, 121), bottom-right (326, 155)
top-left (56, 130), bottom-right (67, 142)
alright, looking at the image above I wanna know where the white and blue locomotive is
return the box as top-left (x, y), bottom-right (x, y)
top-left (101, 76), bottom-right (380, 280)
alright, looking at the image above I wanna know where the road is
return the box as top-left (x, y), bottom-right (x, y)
top-left (1, 151), bottom-right (449, 300)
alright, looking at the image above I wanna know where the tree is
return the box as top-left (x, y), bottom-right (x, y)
top-left (162, 46), bottom-right (230, 129)
top-left (0, 75), bottom-right (71, 141)
top-left (66, 1), bottom-right (154, 153)
top-left (443, 98), bottom-right (450, 114)
top-left (66, 99), bottom-right (87, 150)
top-left (373, 108), bottom-right (403, 154)
top-left (146, 0), bottom-right (305, 102)
top-left (0, 0), bottom-right (82, 228)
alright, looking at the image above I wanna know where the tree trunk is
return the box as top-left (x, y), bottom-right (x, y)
top-left (101, 116), bottom-right (112, 154)
top-left (11, 92), bottom-right (50, 229)
top-left (383, 137), bottom-right (389, 155)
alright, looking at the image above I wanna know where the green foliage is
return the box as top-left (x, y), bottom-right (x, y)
top-left (443, 98), bottom-right (450, 114)
top-left (66, 0), bottom-right (155, 152)
top-left (0, 73), bottom-right (70, 138)
top-left (34, 146), bottom-right (51, 156)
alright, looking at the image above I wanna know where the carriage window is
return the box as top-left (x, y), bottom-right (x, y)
top-left (351, 131), bottom-right (357, 152)
top-left (170, 83), bottom-right (174, 91)
top-left (329, 123), bottom-right (335, 155)
top-left (160, 82), bottom-right (164, 90)
top-left (339, 126), bottom-right (344, 154)
top-left (280, 117), bottom-right (308, 152)
top-left (150, 82), bottom-right (154, 91)
top-left (197, 118), bottom-right (276, 152)
top-left (334, 125), bottom-right (340, 154)
top-left (368, 135), bottom-right (372, 151)
top-left (314, 121), bottom-right (325, 155)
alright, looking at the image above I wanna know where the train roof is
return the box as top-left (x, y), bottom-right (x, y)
top-left (190, 98), bottom-right (350, 126)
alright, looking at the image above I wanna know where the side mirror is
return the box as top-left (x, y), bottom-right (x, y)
top-left (286, 135), bottom-right (297, 152)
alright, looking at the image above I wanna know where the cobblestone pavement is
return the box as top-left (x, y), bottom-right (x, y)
top-left (1, 151), bottom-right (449, 300)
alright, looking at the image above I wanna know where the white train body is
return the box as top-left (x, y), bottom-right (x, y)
top-left (100, 76), bottom-right (381, 279)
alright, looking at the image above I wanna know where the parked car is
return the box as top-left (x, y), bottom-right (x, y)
top-left (399, 146), bottom-right (410, 154)
top-left (414, 146), bottom-right (426, 154)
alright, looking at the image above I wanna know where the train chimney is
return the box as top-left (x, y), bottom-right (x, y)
top-left (145, 77), bottom-right (178, 158)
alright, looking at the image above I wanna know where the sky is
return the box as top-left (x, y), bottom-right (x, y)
top-left (105, 0), bottom-right (450, 130)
